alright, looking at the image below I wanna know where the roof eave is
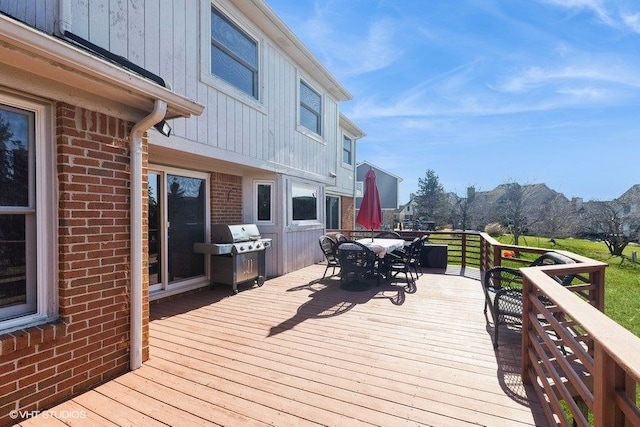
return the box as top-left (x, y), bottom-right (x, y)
top-left (0, 14), bottom-right (204, 121)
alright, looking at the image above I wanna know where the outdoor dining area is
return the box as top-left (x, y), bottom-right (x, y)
top-left (319, 231), bottom-right (425, 291)
top-left (319, 168), bottom-right (427, 291)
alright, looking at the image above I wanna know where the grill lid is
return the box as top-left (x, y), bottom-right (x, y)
top-left (211, 223), bottom-right (261, 243)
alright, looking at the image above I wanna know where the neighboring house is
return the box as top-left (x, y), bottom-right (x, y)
top-left (395, 195), bottom-right (419, 228)
top-left (355, 161), bottom-right (402, 229)
top-left (0, 0), bottom-right (360, 421)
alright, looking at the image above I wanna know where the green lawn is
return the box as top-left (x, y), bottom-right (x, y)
top-left (496, 235), bottom-right (640, 337)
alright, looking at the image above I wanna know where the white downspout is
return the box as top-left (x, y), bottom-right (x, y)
top-left (57, 0), bottom-right (72, 36)
top-left (58, 0), bottom-right (167, 370)
top-left (129, 100), bottom-right (167, 369)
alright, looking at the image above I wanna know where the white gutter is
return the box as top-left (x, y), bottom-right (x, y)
top-left (129, 100), bottom-right (167, 369)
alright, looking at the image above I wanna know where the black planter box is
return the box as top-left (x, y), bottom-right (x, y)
top-left (420, 244), bottom-right (448, 269)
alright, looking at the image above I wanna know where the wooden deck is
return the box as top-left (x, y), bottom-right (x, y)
top-left (17, 264), bottom-right (548, 426)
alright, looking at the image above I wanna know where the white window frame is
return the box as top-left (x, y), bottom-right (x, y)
top-left (254, 180), bottom-right (274, 225)
top-left (200, 2), bottom-right (265, 111)
top-left (342, 134), bottom-right (353, 165)
top-left (289, 181), bottom-right (322, 227)
top-left (210, 5), bottom-right (259, 98)
top-left (298, 79), bottom-right (323, 138)
top-left (0, 92), bottom-right (57, 332)
top-left (325, 195), bottom-right (341, 230)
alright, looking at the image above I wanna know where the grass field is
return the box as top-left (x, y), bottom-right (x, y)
top-left (495, 235), bottom-right (640, 338)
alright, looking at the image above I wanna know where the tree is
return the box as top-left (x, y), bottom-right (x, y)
top-left (494, 182), bottom-right (541, 245)
top-left (451, 186), bottom-right (477, 230)
top-left (414, 170), bottom-right (450, 227)
top-left (581, 201), bottom-right (640, 256)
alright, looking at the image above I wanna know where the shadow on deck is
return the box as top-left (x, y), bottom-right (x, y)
top-left (18, 263), bottom-right (548, 426)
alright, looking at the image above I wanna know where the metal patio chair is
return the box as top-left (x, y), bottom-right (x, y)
top-left (319, 235), bottom-right (340, 278)
top-left (482, 251), bottom-right (576, 348)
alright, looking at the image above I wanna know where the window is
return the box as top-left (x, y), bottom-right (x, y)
top-left (299, 81), bottom-right (322, 135)
top-left (291, 183), bottom-right (318, 222)
top-left (326, 196), bottom-right (340, 229)
top-left (211, 7), bottom-right (258, 98)
top-left (0, 94), bottom-right (55, 329)
top-left (342, 135), bottom-right (352, 165)
top-left (255, 181), bottom-right (273, 223)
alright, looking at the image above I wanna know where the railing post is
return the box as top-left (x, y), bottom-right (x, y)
top-left (461, 233), bottom-right (467, 268)
top-left (520, 273), bottom-right (533, 384)
top-left (590, 267), bottom-right (606, 311)
top-left (593, 345), bottom-right (617, 426)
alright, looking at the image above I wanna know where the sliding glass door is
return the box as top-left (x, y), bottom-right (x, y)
top-left (148, 167), bottom-right (208, 294)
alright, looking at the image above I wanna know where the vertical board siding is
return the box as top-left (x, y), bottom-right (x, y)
top-left (4, 0), bottom-right (345, 280)
top-left (0, 0), bottom-right (56, 33)
top-left (144, 0), bottom-right (161, 78)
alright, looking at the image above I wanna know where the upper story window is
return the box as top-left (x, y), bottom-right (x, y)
top-left (0, 93), bottom-right (56, 331)
top-left (299, 81), bottom-right (322, 135)
top-left (343, 135), bottom-right (353, 165)
top-left (211, 7), bottom-right (258, 98)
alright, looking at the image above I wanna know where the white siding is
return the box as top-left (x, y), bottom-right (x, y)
top-left (3, 0), bottom-right (352, 276)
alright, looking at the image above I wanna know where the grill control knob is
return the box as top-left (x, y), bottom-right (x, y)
top-left (248, 244), bottom-right (253, 250)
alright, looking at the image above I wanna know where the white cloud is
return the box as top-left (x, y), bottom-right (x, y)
top-left (541, 0), bottom-right (615, 26)
top-left (622, 13), bottom-right (640, 32)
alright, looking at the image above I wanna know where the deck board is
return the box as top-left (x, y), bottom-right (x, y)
top-left (17, 264), bottom-right (548, 426)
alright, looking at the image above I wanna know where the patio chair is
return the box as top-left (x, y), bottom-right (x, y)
top-left (319, 235), bottom-right (340, 278)
top-left (383, 238), bottom-right (421, 285)
top-left (334, 233), bottom-right (349, 243)
top-left (336, 241), bottom-right (378, 288)
top-left (483, 251), bottom-right (576, 348)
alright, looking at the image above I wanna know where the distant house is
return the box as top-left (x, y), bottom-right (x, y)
top-left (355, 161), bottom-right (402, 229)
top-left (395, 195), bottom-right (419, 229)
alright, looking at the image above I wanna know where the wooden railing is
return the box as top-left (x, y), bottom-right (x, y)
top-left (334, 229), bottom-right (640, 426)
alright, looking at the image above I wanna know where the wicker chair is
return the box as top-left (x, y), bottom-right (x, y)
top-left (383, 238), bottom-right (421, 285)
top-left (334, 233), bottom-right (349, 243)
top-left (336, 241), bottom-right (378, 288)
top-left (483, 251), bottom-right (576, 348)
top-left (319, 235), bottom-right (340, 278)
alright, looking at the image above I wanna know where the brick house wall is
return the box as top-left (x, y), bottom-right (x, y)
top-left (341, 196), bottom-right (354, 229)
top-left (210, 172), bottom-right (242, 225)
top-left (0, 103), bottom-right (137, 425)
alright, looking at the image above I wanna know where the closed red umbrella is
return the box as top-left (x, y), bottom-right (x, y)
top-left (356, 168), bottom-right (383, 241)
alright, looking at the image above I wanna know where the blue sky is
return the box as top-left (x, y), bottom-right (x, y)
top-left (266, 0), bottom-right (640, 204)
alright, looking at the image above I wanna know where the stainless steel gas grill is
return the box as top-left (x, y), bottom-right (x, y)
top-left (193, 224), bottom-right (272, 294)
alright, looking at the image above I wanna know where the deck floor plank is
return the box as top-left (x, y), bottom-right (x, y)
top-left (17, 264), bottom-right (548, 427)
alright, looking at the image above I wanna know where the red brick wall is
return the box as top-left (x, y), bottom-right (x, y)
top-left (341, 196), bottom-right (354, 229)
top-left (0, 103), bottom-right (134, 425)
top-left (210, 172), bottom-right (242, 225)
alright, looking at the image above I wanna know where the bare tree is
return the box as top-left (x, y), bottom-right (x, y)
top-left (494, 183), bottom-right (545, 245)
top-left (581, 201), bottom-right (640, 256)
top-left (451, 186), bottom-right (477, 230)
